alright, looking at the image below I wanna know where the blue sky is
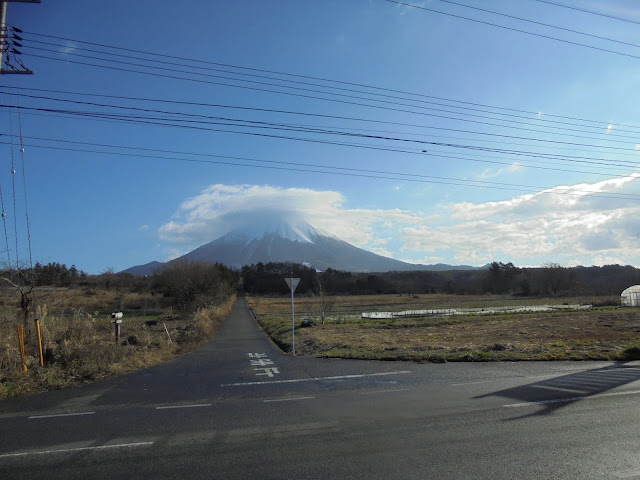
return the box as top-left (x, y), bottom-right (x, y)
top-left (1, 0), bottom-right (639, 273)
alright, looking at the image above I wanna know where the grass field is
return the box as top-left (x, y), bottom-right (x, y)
top-left (246, 293), bottom-right (640, 362)
top-left (0, 287), bottom-right (235, 399)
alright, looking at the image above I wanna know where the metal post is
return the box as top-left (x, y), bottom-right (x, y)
top-left (114, 322), bottom-right (121, 346)
top-left (34, 318), bottom-right (43, 367)
top-left (291, 282), bottom-right (295, 356)
top-left (0, 2), bottom-right (7, 70)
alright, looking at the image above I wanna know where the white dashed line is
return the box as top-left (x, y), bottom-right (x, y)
top-left (155, 403), bottom-right (212, 410)
top-left (29, 412), bottom-right (95, 420)
top-left (263, 396), bottom-right (315, 403)
top-left (450, 380), bottom-right (496, 387)
top-left (359, 388), bottom-right (410, 395)
top-left (0, 442), bottom-right (154, 458)
top-left (222, 370), bottom-right (411, 387)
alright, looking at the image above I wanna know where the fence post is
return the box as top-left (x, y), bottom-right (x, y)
top-left (16, 324), bottom-right (27, 372)
top-left (34, 318), bottom-right (44, 367)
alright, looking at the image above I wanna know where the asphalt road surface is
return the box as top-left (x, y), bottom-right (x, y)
top-left (2, 295), bottom-right (640, 479)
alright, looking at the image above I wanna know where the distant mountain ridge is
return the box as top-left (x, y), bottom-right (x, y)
top-left (122, 219), bottom-right (476, 275)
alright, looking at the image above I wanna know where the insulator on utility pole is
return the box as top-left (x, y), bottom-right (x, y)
top-left (0, 0), bottom-right (40, 75)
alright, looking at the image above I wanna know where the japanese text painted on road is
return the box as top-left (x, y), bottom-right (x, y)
top-left (248, 352), bottom-right (280, 377)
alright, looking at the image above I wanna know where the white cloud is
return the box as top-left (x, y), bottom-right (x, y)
top-left (159, 184), bottom-right (422, 248)
top-left (60, 41), bottom-right (77, 55)
top-left (402, 174), bottom-right (640, 266)
top-left (479, 168), bottom-right (503, 179)
top-left (371, 247), bottom-right (393, 258)
top-left (395, 0), bottom-right (426, 15)
top-left (138, 224), bottom-right (149, 232)
top-left (158, 176), bottom-right (640, 268)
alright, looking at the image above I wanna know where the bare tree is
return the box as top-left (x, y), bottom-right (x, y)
top-left (314, 277), bottom-right (335, 325)
top-left (541, 263), bottom-right (569, 295)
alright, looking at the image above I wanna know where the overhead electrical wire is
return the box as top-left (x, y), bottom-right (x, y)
top-left (7, 86), bottom-right (640, 166)
top-left (16, 29), bottom-right (640, 132)
top-left (19, 44), bottom-right (640, 141)
top-left (434, 0), bottom-right (640, 49)
top-left (4, 137), bottom-right (639, 201)
top-left (383, 0), bottom-right (640, 61)
top-left (14, 101), bottom-right (638, 166)
top-left (8, 89), bottom-right (640, 152)
top-left (19, 38), bottom-right (640, 136)
top-left (4, 103), bottom-right (639, 170)
top-left (2, 89), bottom-right (638, 158)
top-left (2, 132), bottom-right (630, 178)
top-left (16, 110), bottom-right (33, 269)
top-left (6, 85), bottom-right (640, 150)
top-left (530, 0), bottom-right (640, 26)
top-left (5, 29), bottom-right (638, 205)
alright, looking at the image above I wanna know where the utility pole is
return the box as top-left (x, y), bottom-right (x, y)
top-left (0, 0), bottom-right (40, 75)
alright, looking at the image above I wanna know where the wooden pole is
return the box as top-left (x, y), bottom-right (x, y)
top-left (16, 324), bottom-right (26, 372)
top-left (34, 318), bottom-right (43, 367)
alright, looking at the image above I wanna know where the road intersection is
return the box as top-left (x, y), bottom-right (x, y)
top-left (2, 295), bottom-right (640, 479)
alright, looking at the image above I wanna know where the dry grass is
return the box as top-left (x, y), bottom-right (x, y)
top-left (0, 287), bottom-right (236, 399)
top-left (247, 293), bottom-right (640, 362)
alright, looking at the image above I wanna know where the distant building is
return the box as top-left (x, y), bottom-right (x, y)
top-left (621, 285), bottom-right (640, 307)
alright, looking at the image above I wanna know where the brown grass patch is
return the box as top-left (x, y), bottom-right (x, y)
top-left (0, 287), bottom-right (235, 399)
top-left (247, 293), bottom-right (639, 362)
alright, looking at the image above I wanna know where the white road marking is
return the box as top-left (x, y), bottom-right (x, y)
top-left (613, 469), bottom-right (640, 479)
top-left (263, 396), bottom-right (315, 403)
top-left (504, 389), bottom-right (640, 408)
top-left (529, 384), bottom-right (587, 395)
top-left (29, 412), bottom-right (95, 420)
top-left (222, 370), bottom-right (411, 387)
top-left (359, 388), bottom-right (410, 395)
top-left (450, 380), bottom-right (496, 387)
top-left (0, 442), bottom-right (153, 458)
top-left (155, 403), bottom-right (212, 410)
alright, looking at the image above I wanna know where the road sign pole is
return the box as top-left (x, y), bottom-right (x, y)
top-left (284, 277), bottom-right (300, 357)
top-left (291, 284), bottom-right (295, 356)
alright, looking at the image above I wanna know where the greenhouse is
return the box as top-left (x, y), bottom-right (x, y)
top-left (621, 285), bottom-right (640, 307)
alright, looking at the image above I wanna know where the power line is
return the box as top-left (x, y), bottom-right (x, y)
top-left (383, 0), bottom-right (640, 61)
top-left (8, 85), bottom-right (640, 145)
top-left (4, 103), bottom-right (639, 167)
top-left (20, 44), bottom-right (640, 141)
top-left (435, 0), bottom-right (640, 49)
top-left (2, 89), bottom-right (639, 158)
top-left (4, 132), bottom-right (630, 178)
top-left (4, 138), bottom-right (639, 201)
top-left (18, 29), bottom-right (640, 131)
top-left (16, 110), bottom-right (32, 269)
top-left (530, 0), bottom-right (640, 26)
top-left (21, 37), bottom-right (640, 136)
top-left (14, 101), bottom-right (639, 165)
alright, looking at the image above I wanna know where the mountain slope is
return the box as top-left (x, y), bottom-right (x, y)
top-left (178, 220), bottom-right (423, 271)
top-left (122, 219), bottom-right (476, 274)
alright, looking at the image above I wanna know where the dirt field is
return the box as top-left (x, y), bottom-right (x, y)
top-left (246, 293), bottom-right (640, 361)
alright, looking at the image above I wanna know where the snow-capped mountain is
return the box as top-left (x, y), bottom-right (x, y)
top-left (122, 218), bottom-right (474, 274)
top-left (175, 219), bottom-right (419, 271)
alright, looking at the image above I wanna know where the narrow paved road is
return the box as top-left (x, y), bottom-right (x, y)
top-left (2, 295), bottom-right (640, 479)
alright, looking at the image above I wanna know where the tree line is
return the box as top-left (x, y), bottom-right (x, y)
top-left (0, 261), bottom-right (240, 312)
top-left (241, 261), bottom-right (640, 297)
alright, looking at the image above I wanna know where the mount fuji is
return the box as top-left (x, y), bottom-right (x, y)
top-left (123, 217), bottom-right (472, 274)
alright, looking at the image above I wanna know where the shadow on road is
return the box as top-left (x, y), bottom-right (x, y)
top-left (475, 363), bottom-right (640, 420)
